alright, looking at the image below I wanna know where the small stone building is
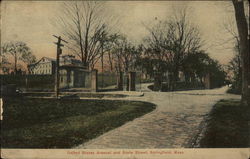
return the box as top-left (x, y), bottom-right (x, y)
top-left (29, 55), bottom-right (96, 90)
top-left (59, 65), bottom-right (90, 89)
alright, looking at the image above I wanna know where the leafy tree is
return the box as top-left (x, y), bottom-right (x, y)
top-left (182, 51), bottom-right (226, 88)
top-left (207, 60), bottom-right (227, 88)
top-left (182, 51), bottom-right (210, 84)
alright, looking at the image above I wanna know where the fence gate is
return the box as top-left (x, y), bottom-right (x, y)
top-left (122, 71), bottom-right (142, 91)
top-left (59, 68), bottom-right (91, 90)
top-left (97, 72), bottom-right (117, 91)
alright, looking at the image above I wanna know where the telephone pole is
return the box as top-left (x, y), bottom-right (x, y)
top-left (53, 35), bottom-right (68, 98)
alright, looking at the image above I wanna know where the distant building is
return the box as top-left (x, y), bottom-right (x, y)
top-left (28, 56), bottom-right (90, 89)
top-left (28, 55), bottom-right (85, 75)
top-left (28, 57), bottom-right (56, 75)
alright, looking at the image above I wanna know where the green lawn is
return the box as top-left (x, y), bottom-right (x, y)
top-left (199, 99), bottom-right (250, 148)
top-left (1, 97), bottom-right (156, 148)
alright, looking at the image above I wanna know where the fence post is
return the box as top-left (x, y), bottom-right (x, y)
top-left (91, 69), bottom-right (98, 92)
top-left (154, 72), bottom-right (162, 91)
top-left (129, 71), bottom-right (136, 91)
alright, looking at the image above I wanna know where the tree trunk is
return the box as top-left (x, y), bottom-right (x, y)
top-left (108, 52), bottom-right (113, 71)
top-left (232, 0), bottom-right (250, 105)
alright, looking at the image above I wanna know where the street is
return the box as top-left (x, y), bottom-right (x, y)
top-left (75, 84), bottom-right (240, 148)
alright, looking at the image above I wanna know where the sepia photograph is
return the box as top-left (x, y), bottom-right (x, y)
top-left (0, 0), bottom-right (249, 158)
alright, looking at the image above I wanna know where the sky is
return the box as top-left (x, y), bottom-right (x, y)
top-left (1, 1), bottom-right (240, 65)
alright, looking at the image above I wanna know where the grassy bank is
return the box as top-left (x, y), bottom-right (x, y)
top-left (1, 97), bottom-right (156, 148)
top-left (199, 99), bottom-right (249, 148)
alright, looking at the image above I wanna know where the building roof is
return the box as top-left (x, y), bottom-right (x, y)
top-left (44, 57), bottom-right (56, 62)
top-left (60, 64), bottom-right (87, 70)
top-left (28, 56), bottom-right (87, 70)
top-left (28, 57), bottom-right (56, 67)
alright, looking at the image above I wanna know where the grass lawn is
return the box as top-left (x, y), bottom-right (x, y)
top-left (199, 99), bottom-right (250, 148)
top-left (1, 97), bottom-right (155, 148)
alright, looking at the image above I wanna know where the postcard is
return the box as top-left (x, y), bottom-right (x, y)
top-left (1, 0), bottom-right (249, 159)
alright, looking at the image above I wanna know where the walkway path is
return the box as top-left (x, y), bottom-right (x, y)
top-left (75, 84), bottom-right (240, 148)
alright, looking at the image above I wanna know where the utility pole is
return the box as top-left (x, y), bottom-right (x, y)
top-left (53, 35), bottom-right (68, 98)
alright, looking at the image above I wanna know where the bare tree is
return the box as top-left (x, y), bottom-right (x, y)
top-left (21, 50), bottom-right (36, 66)
top-left (227, 46), bottom-right (242, 91)
top-left (55, 1), bottom-right (110, 69)
top-left (232, 0), bottom-right (249, 105)
top-left (105, 34), bottom-right (121, 72)
top-left (2, 41), bottom-right (35, 74)
top-left (109, 35), bottom-right (141, 73)
top-left (168, 8), bottom-right (203, 87)
top-left (144, 7), bottom-right (203, 90)
top-left (0, 46), bottom-right (11, 74)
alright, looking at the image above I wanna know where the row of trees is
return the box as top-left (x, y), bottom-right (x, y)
top-left (1, 2), bottom-right (238, 96)
top-left (53, 1), bottom-right (226, 91)
top-left (1, 1), bottom-right (247, 104)
top-left (140, 8), bottom-right (226, 90)
top-left (54, 1), bottom-right (143, 72)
